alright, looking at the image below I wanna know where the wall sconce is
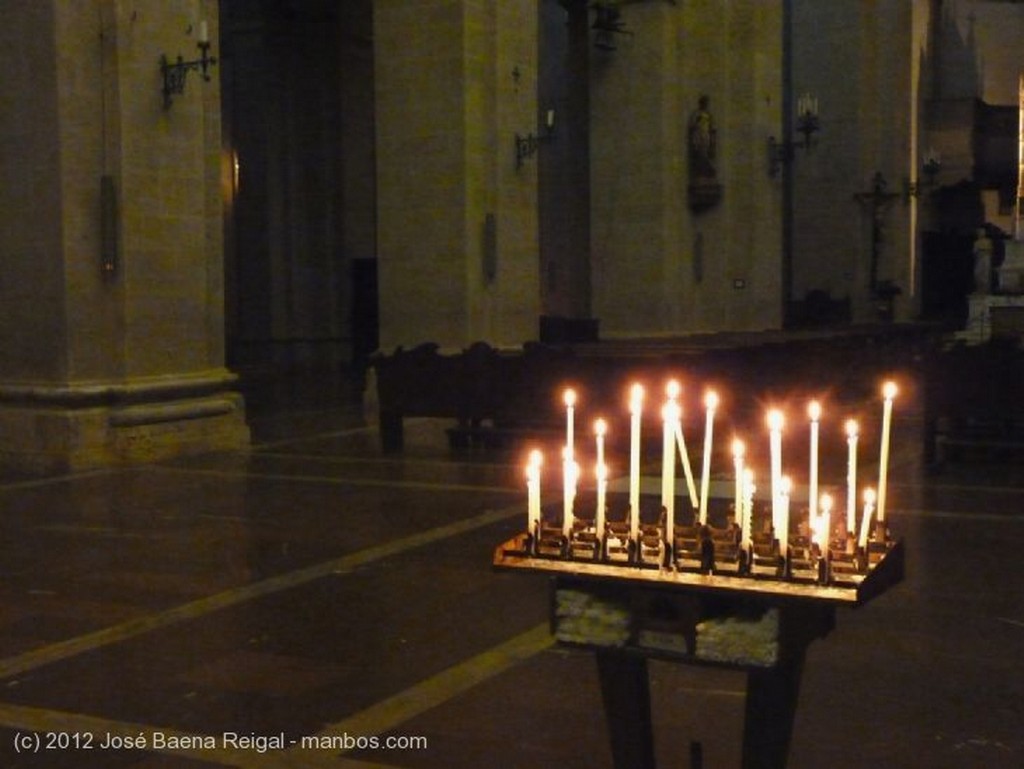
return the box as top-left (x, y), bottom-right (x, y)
top-left (768, 93), bottom-right (820, 177)
top-left (160, 21), bottom-right (218, 108)
top-left (903, 151), bottom-right (942, 200)
top-left (515, 110), bottom-right (555, 170)
top-left (922, 150), bottom-right (942, 186)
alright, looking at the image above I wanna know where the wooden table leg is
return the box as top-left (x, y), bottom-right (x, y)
top-left (740, 606), bottom-right (834, 769)
top-left (596, 650), bottom-right (656, 769)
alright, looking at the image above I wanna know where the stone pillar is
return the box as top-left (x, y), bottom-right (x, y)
top-left (0, 1), bottom-right (248, 473)
top-left (374, 0), bottom-right (540, 351)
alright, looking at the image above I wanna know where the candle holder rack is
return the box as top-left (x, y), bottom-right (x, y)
top-left (515, 494), bottom-right (899, 595)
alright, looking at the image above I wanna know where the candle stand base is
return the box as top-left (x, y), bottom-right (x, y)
top-left (495, 531), bottom-right (904, 769)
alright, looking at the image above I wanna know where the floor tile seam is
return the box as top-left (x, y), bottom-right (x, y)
top-left (0, 468), bottom-right (116, 493)
top-left (304, 622), bottom-right (554, 758)
top-left (0, 701), bottom-right (406, 769)
top-left (144, 464), bottom-right (519, 495)
top-left (0, 505), bottom-right (521, 682)
top-left (251, 450), bottom-right (523, 470)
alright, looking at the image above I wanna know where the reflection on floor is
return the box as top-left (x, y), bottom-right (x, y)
top-left (0, 359), bottom-right (1021, 768)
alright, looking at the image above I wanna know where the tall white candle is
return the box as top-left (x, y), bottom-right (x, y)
top-left (767, 409), bottom-right (784, 534)
top-left (596, 462), bottom-right (608, 539)
top-left (198, 20), bottom-right (209, 44)
top-left (816, 492), bottom-right (833, 552)
top-left (808, 401), bottom-right (821, 520)
top-left (698, 391), bottom-right (718, 525)
top-left (563, 389), bottom-right (577, 460)
top-left (594, 418), bottom-right (607, 468)
top-left (877, 381), bottom-right (897, 523)
top-left (858, 487), bottom-right (876, 549)
top-left (629, 384), bottom-right (644, 542)
top-left (779, 475), bottom-right (792, 559)
top-left (661, 396), bottom-right (679, 535)
top-left (526, 449), bottom-right (543, 535)
top-left (732, 438), bottom-right (745, 528)
top-left (742, 468), bottom-right (755, 552)
top-left (673, 400), bottom-right (699, 509)
top-left (562, 450), bottom-right (578, 538)
top-left (845, 419), bottom-right (859, 534)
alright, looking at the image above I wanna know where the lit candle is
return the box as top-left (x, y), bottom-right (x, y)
top-left (563, 389), bottom-right (577, 460)
top-left (594, 418), bottom-right (607, 468)
top-left (562, 449), bottom-right (578, 538)
top-left (742, 468), bottom-right (755, 552)
top-left (732, 438), bottom-right (745, 528)
top-left (596, 462), bottom-right (608, 540)
top-left (661, 392), bottom-right (679, 536)
top-left (767, 409), bottom-right (784, 534)
top-left (808, 400), bottom-right (821, 520)
top-left (877, 381), bottom-right (897, 524)
top-left (698, 391), bottom-right (718, 525)
top-left (629, 384), bottom-right (644, 542)
top-left (845, 419), bottom-right (859, 535)
top-left (779, 475), bottom-right (792, 559)
top-left (817, 492), bottom-right (833, 552)
top-left (672, 389), bottom-right (699, 509)
top-left (526, 449), bottom-right (543, 536)
top-left (858, 487), bottom-right (876, 550)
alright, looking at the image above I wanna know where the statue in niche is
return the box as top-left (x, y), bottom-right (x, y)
top-left (687, 94), bottom-right (722, 212)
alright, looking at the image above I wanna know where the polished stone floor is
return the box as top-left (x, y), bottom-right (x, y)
top-left (0, 365), bottom-right (1021, 768)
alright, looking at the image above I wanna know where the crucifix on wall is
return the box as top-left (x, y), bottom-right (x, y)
top-left (853, 172), bottom-right (900, 299)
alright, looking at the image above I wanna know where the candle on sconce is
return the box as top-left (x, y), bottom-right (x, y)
top-left (845, 419), bottom-right (859, 535)
top-left (628, 384), bottom-right (644, 542)
top-left (198, 20), bottom-right (209, 44)
top-left (808, 400), bottom-right (821, 520)
top-left (817, 492), bottom-right (833, 553)
top-left (526, 450), bottom-right (543, 536)
top-left (767, 409), bottom-right (784, 534)
top-left (877, 381), bottom-right (897, 524)
top-left (778, 475), bottom-right (792, 559)
top-left (731, 438), bottom-right (745, 528)
top-left (596, 462), bottom-right (608, 540)
top-left (698, 391), bottom-right (718, 525)
top-left (858, 487), bottom-right (876, 550)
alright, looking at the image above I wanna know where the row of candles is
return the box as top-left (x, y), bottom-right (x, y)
top-left (525, 380), bottom-right (898, 559)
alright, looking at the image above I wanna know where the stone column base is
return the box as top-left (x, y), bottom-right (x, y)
top-left (0, 370), bottom-right (250, 474)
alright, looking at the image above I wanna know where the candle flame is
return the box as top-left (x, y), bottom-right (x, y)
top-left (767, 409), bottom-right (784, 431)
top-left (629, 383), bottom-right (644, 410)
top-left (864, 487), bottom-right (876, 504)
top-left (563, 388), bottom-right (577, 407)
top-left (780, 475), bottom-right (792, 495)
top-left (666, 379), bottom-right (681, 400)
top-left (731, 437), bottom-right (745, 458)
top-left (594, 418), bottom-right (607, 436)
top-left (528, 448), bottom-right (543, 467)
top-left (820, 492), bottom-right (833, 513)
top-left (596, 463), bottom-right (608, 482)
top-left (704, 390), bottom-right (719, 410)
top-left (808, 400), bottom-right (821, 421)
top-left (845, 418), bottom-right (858, 438)
top-left (882, 381), bottom-right (897, 400)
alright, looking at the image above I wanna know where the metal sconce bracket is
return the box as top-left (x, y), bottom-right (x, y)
top-left (767, 98), bottom-right (820, 177)
top-left (161, 39), bottom-right (217, 108)
top-left (515, 111), bottom-right (556, 170)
